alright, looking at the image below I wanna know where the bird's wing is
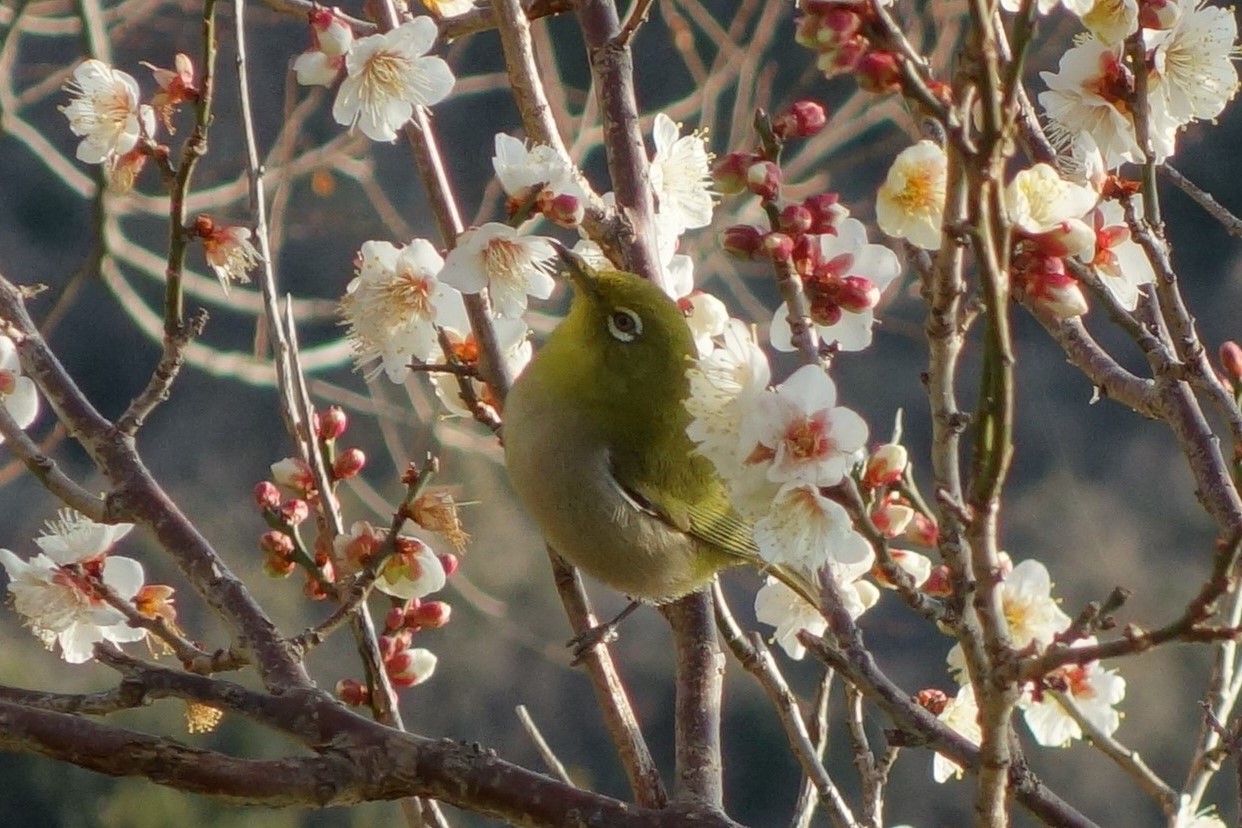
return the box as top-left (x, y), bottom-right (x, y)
top-left (610, 462), bottom-right (822, 608)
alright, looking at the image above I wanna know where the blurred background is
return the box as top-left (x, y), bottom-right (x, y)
top-left (2, 0), bottom-right (1242, 825)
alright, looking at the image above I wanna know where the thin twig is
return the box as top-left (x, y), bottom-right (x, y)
top-left (516, 704), bottom-right (576, 786)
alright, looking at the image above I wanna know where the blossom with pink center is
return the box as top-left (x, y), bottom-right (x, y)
top-left (376, 536), bottom-right (447, 600)
top-left (752, 483), bottom-right (873, 572)
top-left (754, 565), bottom-right (878, 659)
top-left (195, 216), bottom-right (264, 291)
top-left (1082, 199), bottom-right (1155, 310)
top-left (770, 219), bottom-right (900, 352)
top-left (0, 335), bottom-right (38, 442)
top-left (1021, 637), bottom-right (1126, 747)
top-left (739, 364), bottom-right (868, 488)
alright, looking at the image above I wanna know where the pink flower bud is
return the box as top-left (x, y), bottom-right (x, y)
top-left (1139, 0), bottom-right (1181, 29)
top-left (762, 232), bottom-right (795, 261)
top-left (905, 512), bottom-right (939, 547)
top-left (857, 51), bottom-right (902, 94)
top-left (309, 7), bottom-right (354, 56)
top-left (721, 225), bottom-right (764, 259)
top-left (774, 100), bottom-right (828, 139)
top-left (545, 193), bottom-right (585, 228)
top-left (1022, 257), bottom-right (1088, 319)
top-left (437, 552), bottom-right (460, 577)
top-left (746, 161), bottom-right (782, 200)
top-left (921, 565), bottom-right (952, 597)
top-left (837, 276), bottom-right (879, 313)
top-left (712, 152), bottom-right (759, 195)
top-left (259, 530), bottom-right (295, 557)
top-left (1026, 219), bottom-right (1096, 258)
top-left (254, 481), bottom-right (281, 511)
top-left (412, 600), bottom-right (452, 629)
top-left (315, 406), bottom-right (348, 441)
top-left (871, 501), bottom-right (915, 538)
top-left (863, 443), bottom-right (908, 489)
top-left (263, 552), bottom-right (296, 578)
top-left (333, 448), bottom-right (366, 479)
top-left (335, 678), bottom-right (370, 706)
top-left (386, 647), bottom-right (437, 688)
top-left (915, 688), bottom-right (949, 714)
top-left (280, 498), bottom-right (310, 526)
top-left (1221, 342), bottom-right (1242, 385)
top-left (385, 605), bottom-right (408, 633)
top-left (778, 204), bottom-right (815, 235)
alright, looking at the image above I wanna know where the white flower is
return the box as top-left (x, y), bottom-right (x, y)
top-left (876, 140), bottom-right (947, 250)
top-left (60, 59), bottom-right (156, 164)
top-left (376, 537), bottom-right (446, 600)
top-left (685, 319), bottom-right (771, 476)
top-left (682, 291), bottom-right (729, 357)
top-left (200, 223), bottom-right (263, 291)
top-left (739, 364), bottom-right (869, 488)
top-left (1, 511), bottom-right (146, 663)
top-left (271, 457), bottom-right (315, 497)
top-left (1083, 200), bottom-right (1155, 310)
top-left (35, 510), bottom-right (134, 566)
top-left (649, 113), bottom-right (714, 235)
top-left (933, 684), bottom-right (980, 783)
top-left (1175, 806), bottom-right (1228, 828)
top-left (1004, 163), bottom-right (1099, 239)
top-left (1039, 36), bottom-right (1179, 168)
top-left (439, 224), bottom-right (556, 318)
top-left (387, 645), bottom-right (438, 686)
top-left (0, 335), bottom-right (38, 442)
top-left (770, 219), bottom-right (901, 352)
top-left (332, 17), bottom-right (455, 142)
top-left (753, 483), bottom-right (873, 572)
top-left (755, 577), bottom-right (826, 660)
top-left (1001, 0), bottom-right (1094, 14)
top-left (423, 0), bottom-right (475, 17)
top-left (340, 238), bottom-right (465, 382)
top-left (294, 8), bottom-right (353, 86)
top-left (1150, 0), bottom-right (1240, 125)
top-left (1021, 639), bottom-right (1126, 747)
top-left (492, 133), bottom-right (588, 202)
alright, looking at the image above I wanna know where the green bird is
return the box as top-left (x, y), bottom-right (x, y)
top-left (503, 247), bottom-right (816, 605)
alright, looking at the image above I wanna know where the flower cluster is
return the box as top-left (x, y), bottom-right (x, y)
top-left (794, 0), bottom-right (904, 92)
top-left (0, 511), bottom-right (171, 664)
top-left (294, 13), bottom-right (455, 142)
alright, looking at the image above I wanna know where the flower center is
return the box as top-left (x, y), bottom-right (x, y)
top-left (382, 268), bottom-right (433, 322)
top-left (784, 414), bottom-right (832, 461)
top-left (895, 164), bottom-right (942, 215)
top-left (0, 369), bottom-right (15, 396)
top-left (483, 237), bottom-right (528, 287)
top-left (362, 51), bottom-right (411, 100)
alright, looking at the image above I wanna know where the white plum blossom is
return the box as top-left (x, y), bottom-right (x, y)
top-left (1004, 163), bottom-right (1099, 245)
top-left (649, 113), bottom-right (714, 235)
top-left (422, 0), bottom-right (475, 17)
top-left (933, 684), bottom-right (981, 783)
top-left (876, 140), bottom-right (947, 250)
top-left (1021, 638), bottom-right (1126, 747)
top-left (492, 133), bottom-right (588, 203)
top-left (200, 222), bottom-right (264, 291)
top-left (1150, 0), bottom-right (1240, 125)
top-left (376, 536), bottom-right (446, 600)
top-left (770, 218), bottom-right (901, 352)
top-left (340, 238), bottom-right (465, 382)
top-left (60, 59), bottom-right (156, 164)
top-left (0, 335), bottom-right (38, 442)
top-left (332, 18), bottom-right (455, 142)
top-left (439, 223), bottom-right (557, 318)
top-left (752, 483), bottom-right (873, 572)
top-left (1001, 0), bottom-right (1093, 15)
top-left (0, 512), bottom-right (146, 664)
top-left (755, 563), bottom-right (878, 660)
top-left (1174, 807), bottom-right (1228, 828)
top-left (1082, 199), bottom-right (1155, 310)
top-left (738, 364), bottom-right (869, 489)
top-left (293, 8), bottom-right (354, 86)
top-left (685, 319), bottom-right (771, 475)
top-left (1040, 36), bottom-right (1179, 168)
top-left (681, 291), bottom-right (729, 357)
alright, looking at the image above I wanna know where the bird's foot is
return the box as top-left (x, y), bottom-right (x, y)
top-left (567, 600), bottom-right (641, 665)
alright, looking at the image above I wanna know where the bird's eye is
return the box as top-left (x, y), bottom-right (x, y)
top-left (607, 306), bottom-right (643, 342)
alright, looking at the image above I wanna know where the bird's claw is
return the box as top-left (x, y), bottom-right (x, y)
top-left (568, 621), bottom-right (621, 665)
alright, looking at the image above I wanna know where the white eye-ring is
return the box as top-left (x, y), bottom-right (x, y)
top-left (607, 306), bottom-right (643, 342)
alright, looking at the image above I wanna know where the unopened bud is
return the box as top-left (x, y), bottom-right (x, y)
top-left (905, 512), bottom-right (939, 547)
top-left (254, 481), bottom-right (281, 511)
top-left (263, 550), bottom-right (295, 578)
top-left (545, 193), bottom-right (585, 228)
top-left (774, 100), bottom-right (828, 139)
top-left (762, 232), bottom-right (795, 261)
top-left (309, 8), bottom-right (354, 56)
top-left (721, 224), bottom-right (765, 259)
top-left (863, 443), bottom-right (908, 489)
top-left (803, 192), bottom-right (848, 233)
top-left (1139, 0), bottom-right (1181, 29)
top-left (712, 152), bottom-right (759, 195)
top-left (915, 688), bottom-right (949, 715)
top-left (1027, 219), bottom-right (1096, 259)
top-left (746, 161), bottom-right (782, 200)
top-left (411, 600), bottom-right (452, 628)
top-left (280, 498), bottom-right (310, 526)
top-left (260, 530), bottom-right (295, 557)
top-left (857, 51), bottom-right (902, 94)
top-left (335, 678), bottom-right (370, 706)
top-left (387, 647), bottom-right (437, 688)
top-left (1221, 342), bottom-right (1242, 386)
top-left (315, 406), bottom-right (348, 441)
top-left (922, 564), bottom-right (952, 597)
top-left (871, 501), bottom-right (915, 537)
top-left (437, 552), bottom-right (460, 578)
top-left (1023, 257), bottom-right (1088, 319)
top-left (333, 447), bottom-right (366, 479)
top-left (838, 276), bottom-right (880, 313)
top-left (778, 204), bottom-right (815, 235)
top-left (385, 605), bottom-right (408, 633)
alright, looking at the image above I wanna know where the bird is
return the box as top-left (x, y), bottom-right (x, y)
top-left (503, 245), bottom-right (817, 608)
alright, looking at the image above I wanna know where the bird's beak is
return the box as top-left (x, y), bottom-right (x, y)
top-left (550, 242), bottom-right (602, 301)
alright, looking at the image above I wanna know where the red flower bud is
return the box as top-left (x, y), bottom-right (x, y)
top-left (259, 530), bottom-right (295, 556)
top-left (778, 204), bottom-right (815, 235)
top-left (333, 448), bottom-right (366, 480)
top-left (412, 600), bottom-right (452, 629)
top-left (335, 678), bottom-right (370, 706)
top-left (315, 406), bottom-right (348, 441)
top-left (721, 225), bottom-right (764, 259)
top-left (254, 481), bottom-right (281, 511)
top-left (762, 232), bottom-right (795, 261)
top-left (1221, 342), bottom-right (1242, 386)
top-left (712, 152), bottom-right (759, 195)
top-left (437, 552), bottom-right (460, 578)
top-left (544, 193), bottom-right (585, 228)
top-left (745, 161), bottom-right (782, 200)
top-left (857, 51), bottom-right (902, 94)
top-left (915, 688), bottom-right (949, 715)
top-left (774, 100), bottom-right (828, 139)
top-left (802, 193), bottom-right (847, 233)
top-left (837, 276), bottom-right (880, 313)
top-left (385, 605), bottom-right (408, 633)
top-left (280, 498), bottom-right (310, 526)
